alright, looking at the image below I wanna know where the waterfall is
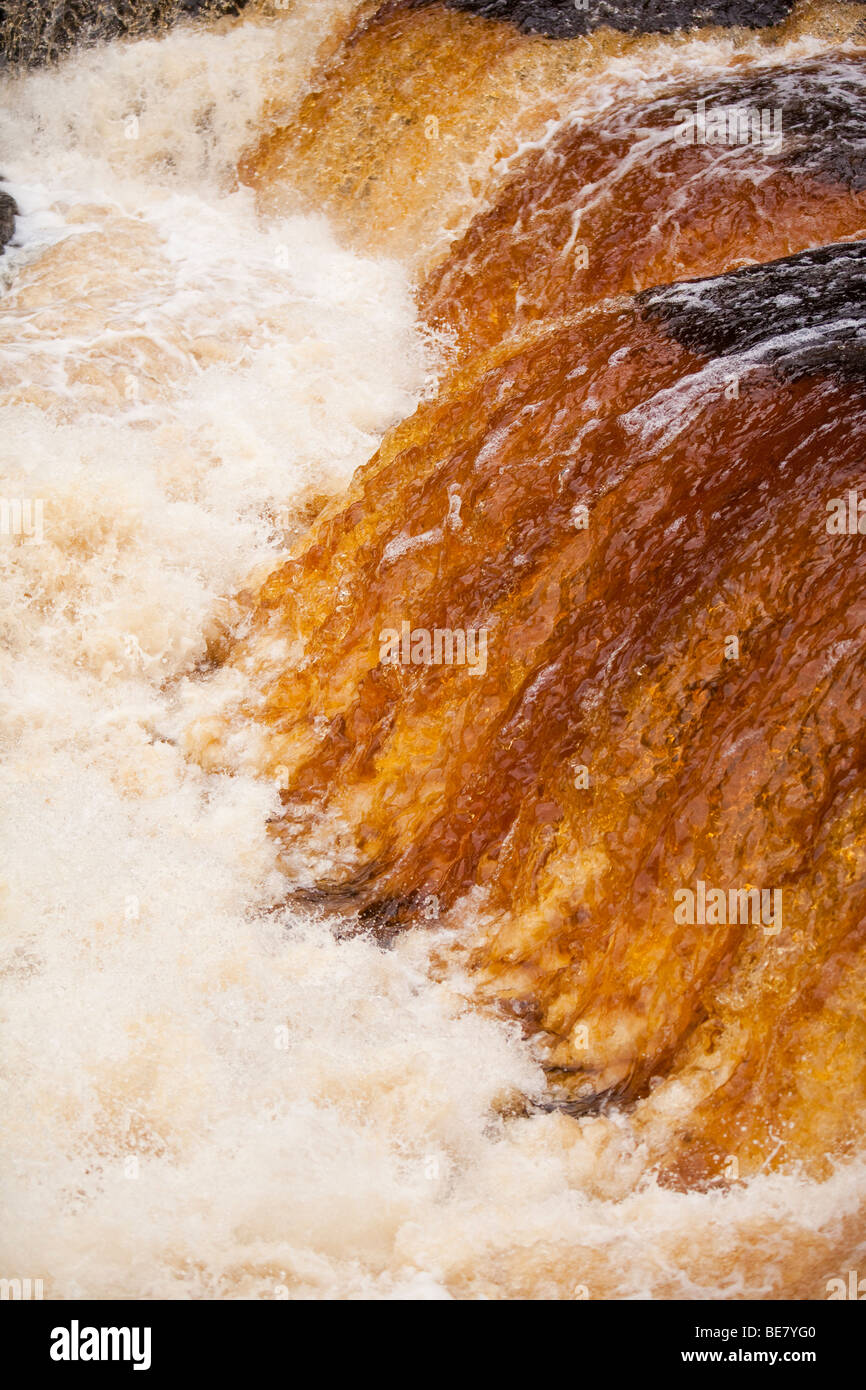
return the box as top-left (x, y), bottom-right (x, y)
top-left (1, 0), bottom-right (864, 1301)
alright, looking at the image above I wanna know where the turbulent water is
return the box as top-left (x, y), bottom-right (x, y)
top-left (2, 0), bottom-right (866, 1299)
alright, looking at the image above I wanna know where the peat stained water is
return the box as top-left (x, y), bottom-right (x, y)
top-left (2, 0), bottom-right (866, 1299)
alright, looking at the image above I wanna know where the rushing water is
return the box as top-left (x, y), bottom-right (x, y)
top-left (1, 0), bottom-right (865, 1299)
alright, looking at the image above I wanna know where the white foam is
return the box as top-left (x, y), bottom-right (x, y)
top-left (0, 1), bottom-right (863, 1301)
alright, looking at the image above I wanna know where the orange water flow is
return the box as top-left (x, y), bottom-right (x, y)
top-left (422, 53), bottom-right (866, 356)
top-left (8, 0), bottom-right (866, 1305)
top-left (185, 0), bottom-right (866, 1209)
top-left (239, 1), bottom-right (866, 270)
top-left (191, 230), bottom-right (866, 1183)
top-left (240, 0), bottom-right (540, 264)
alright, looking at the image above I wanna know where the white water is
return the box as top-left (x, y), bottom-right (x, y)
top-left (1, 2), bottom-right (864, 1299)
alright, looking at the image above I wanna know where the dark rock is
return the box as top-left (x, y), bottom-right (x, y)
top-left (0, 0), bottom-right (249, 68)
top-left (415, 0), bottom-right (799, 37)
top-left (683, 58), bottom-right (866, 191)
top-left (0, 189), bottom-right (17, 252)
top-left (638, 240), bottom-right (866, 383)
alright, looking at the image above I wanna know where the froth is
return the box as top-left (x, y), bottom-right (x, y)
top-left (2, 0), bottom-right (864, 1301)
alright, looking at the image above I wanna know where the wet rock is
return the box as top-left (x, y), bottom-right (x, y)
top-left (0, 189), bottom-right (17, 251)
top-left (639, 240), bottom-right (866, 382)
top-left (0, 0), bottom-right (249, 67)
top-left (439, 0), bottom-right (798, 35)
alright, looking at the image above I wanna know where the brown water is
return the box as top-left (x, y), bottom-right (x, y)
top-left (3, 0), bottom-right (866, 1299)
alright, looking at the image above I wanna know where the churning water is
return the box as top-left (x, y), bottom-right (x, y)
top-left (1, 0), bottom-right (864, 1298)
